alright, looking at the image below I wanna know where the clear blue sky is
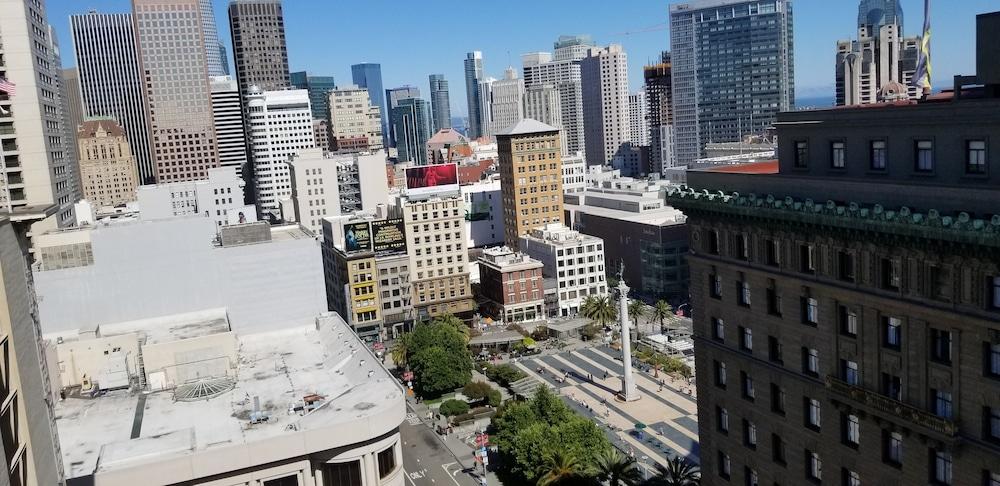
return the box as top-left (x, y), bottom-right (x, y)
top-left (51, 0), bottom-right (995, 115)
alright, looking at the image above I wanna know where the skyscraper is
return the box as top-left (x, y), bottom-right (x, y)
top-left (134, 0), bottom-right (218, 183)
top-left (479, 67), bottom-right (525, 137)
top-left (836, 0), bottom-right (920, 105)
top-left (644, 52), bottom-right (675, 174)
top-left (60, 67), bottom-right (85, 194)
top-left (290, 71), bottom-right (337, 121)
top-left (245, 89), bottom-right (315, 218)
top-left (464, 51), bottom-right (485, 138)
top-left (70, 11), bottom-right (154, 183)
top-left (228, 0), bottom-right (290, 101)
top-left (628, 88), bottom-right (649, 147)
top-left (1, 0), bottom-right (78, 231)
top-left (210, 76), bottom-right (249, 178)
top-left (669, 0), bottom-right (794, 165)
top-left (497, 119), bottom-right (563, 250)
top-left (351, 63), bottom-right (387, 148)
top-left (522, 34), bottom-right (593, 157)
top-left (385, 86), bottom-right (420, 148)
top-left (77, 119), bottom-right (140, 208)
top-left (327, 85), bottom-right (384, 153)
top-left (523, 84), bottom-right (566, 151)
top-left (428, 74), bottom-right (452, 132)
top-left (581, 44), bottom-right (630, 167)
top-left (199, 0), bottom-right (226, 76)
top-left (391, 98), bottom-right (431, 165)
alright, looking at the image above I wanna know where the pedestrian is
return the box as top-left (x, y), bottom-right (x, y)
top-left (603, 371), bottom-right (608, 380)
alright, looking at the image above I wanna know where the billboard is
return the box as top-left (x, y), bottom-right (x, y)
top-left (371, 219), bottom-right (407, 256)
top-left (344, 222), bottom-right (372, 253)
top-left (404, 163), bottom-right (459, 197)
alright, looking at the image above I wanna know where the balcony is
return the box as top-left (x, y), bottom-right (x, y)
top-left (826, 376), bottom-right (959, 442)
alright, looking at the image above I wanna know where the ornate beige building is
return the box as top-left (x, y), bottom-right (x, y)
top-left (497, 119), bottom-right (563, 250)
top-left (77, 119), bottom-right (139, 208)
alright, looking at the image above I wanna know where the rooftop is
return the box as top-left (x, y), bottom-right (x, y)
top-left (565, 201), bottom-right (687, 227)
top-left (55, 313), bottom-right (404, 482)
top-left (495, 118), bottom-right (558, 137)
top-left (87, 308), bottom-right (231, 346)
top-left (701, 160), bottom-right (779, 174)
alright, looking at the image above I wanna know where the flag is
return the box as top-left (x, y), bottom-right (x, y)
top-left (0, 77), bottom-right (14, 97)
top-left (911, 0), bottom-right (932, 93)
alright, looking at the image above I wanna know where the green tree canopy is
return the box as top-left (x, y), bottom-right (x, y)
top-left (439, 399), bottom-right (470, 417)
top-left (407, 315), bottom-right (474, 397)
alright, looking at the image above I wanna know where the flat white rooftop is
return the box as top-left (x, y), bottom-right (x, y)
top-left (565, 202), bottom-right (687, 227)
top-left (55, 313), bottom-right (404, 482)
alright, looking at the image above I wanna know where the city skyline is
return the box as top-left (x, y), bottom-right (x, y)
top-left (48, 0), bottom-right (994, 116)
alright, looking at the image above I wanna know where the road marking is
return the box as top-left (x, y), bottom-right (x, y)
top-left (405, 469), bottom-right (418, 486)
top-left (441, 463), bottom-right (464, 486)
top-left (406, 412), bottom-right (422, 425)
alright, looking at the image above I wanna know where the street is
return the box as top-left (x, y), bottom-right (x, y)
top-left (400, 409), bottom-right (484, 486)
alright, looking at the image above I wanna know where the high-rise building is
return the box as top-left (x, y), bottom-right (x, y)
top-left (667, 15), bottom-right (1000, 486)
top-left (288, 148), bottom-right (389, 234)
top-left (1, 0), bottom-right (78, 232)
top-left (479, 67), bottom-right (525, 137)
top-left (351, 63), bottom-right (388, 148)
top-left (464, 51), bottom-right (485, 138)
top-left (522, 34), bottom-right (593, 158)
top-left (290, 71), bottom-right (337, 121)
top-left (523, 84), bottom-right (566, 151)
top-left (228, 0), bottom-right (290, 101)
top-left (519, 223), bottom-right (607, 317)
top-left (327, 85), bottom-right (384, 154)
top-left (60, 68), bottom-right (85, 174)
top-left (644, 52), bottom-right (675, 174)
top-left (669, 0), bottom-right (794, 165)
top-left (245, 88), bottom-right (315, 218)
top-left (209, 76), bottom-right (248, 178)
top-left (581, 44), bottom-right (630, 167)
top-left (391, 98), bottom-right (431, 165)
top-left (428, 74), bottom-right (452, 132)
top-left (385, 86), bottom-right (420, 148)
top-left (198, 0), bottom-right (225, 76)
top-left (217, 41), bottom-right (230, 76)
top-left (628, 88), bottom-right (649, 147)
top-left (836, 0), bottom-right (920, 105)
top-left (70, 11), bottom-right (154, 183)
top-left (133, 0), bottom-right (218, 183)
top-left (77, 119), bottom-right (140, 208)
top-left (497, 119), bottom-right (563, 249)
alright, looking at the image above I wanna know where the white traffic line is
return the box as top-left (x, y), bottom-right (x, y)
top-left (440, 462), bottom-right (464, 486)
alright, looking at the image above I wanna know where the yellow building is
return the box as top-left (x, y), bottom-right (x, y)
top-left (497, 119), bottom-right (564, 249)
top-left (77, 119), bottom-right (139, 208)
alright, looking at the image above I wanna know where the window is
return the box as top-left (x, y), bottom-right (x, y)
top-left (772, 433), bottom-right (787, 465)
top-left (881, 373), bottom-right (903, 401)
top-left (870, 140), bottom-right (887, 170)
top-left (735, 233), bottom-right (750, 260)
top-left (842, 413), bottom-right (860, 447)
top-left (984, 406), bottom-right (1000, 442)
top-left (802, 296), bottom-right (819, 325)
top-left (807, 450), bottom-right (822, 481)
top-left (770, 383), bottom-right (786, 415)
top-left (715, 361), bottom-right (728, 388)
top-left (932, 450), bottom-right (953, 485)
top-left (708, 230), bottom-right (720, 254)
top-left (717, 406), bottom-right (730, 433)
top-left (838, 251), bottom-right (855, 282)
top-left (990, 277), bottom-right (1000, 309)
top-left (718, 451), bottom-right (731, 479)
top-left (325, 460), bottom-right (363, 486)
top-left (883, 317), bottom-right (902, 350)
top-left (800, 244), bottom-right (816, 274)
top-left (883, 430), bottom-right (903, 466)
top-left (930, 329), bottom-right (953, 365)
top-left (768, 336), bottom-right (784, 364)
top-left (967, 140), bottom-right (987, 174)
top-left (803, 348), bottom-right (820, 377)
top-left (805, 398), bottom-right (822, 429)
top-left (843, 469), bottom-right (861, 486)
top-left (831, 141), bottom-right (846, 168)
top-left (745, 467), bottom-right (759, 486)
top-left (767, 282), bottom-right (783, 317)
top-left (988, 341), bottom-right (1000, 377)
top-left (839, 306), bottom-right (858, 337)
top-left (986, 471), bottom-right (1000, 486)
top-left (740, 326), bottom-right (753, 352)
top-left (794, 141), bottom-right (809, 168)
top-left (915, 140), bottom-right (934, 172)
top-left (881, 258), bottom-right (901, 291)
top-left (766, 239), bottom-right (781, 266)
top-left (263, 476), bottom-right (299, 486)
top-left (841, 359), bottom-right (860, 385)
top-left (741, 371), bottom-right (755, 401)
top-left (932, 389), bottom-right (953, 419)
top-left (743, 419), bottom-right (758, 448)
top-left (710, 272), bottom-right (722, 299)
top-left (377, 445), bottom-right (397, 479)
top-left (738, 279), bottom-right (751, 307)
top-left (713, 318), bottom-right (725, 342)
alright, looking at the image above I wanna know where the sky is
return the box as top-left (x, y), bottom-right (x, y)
top-left (50, 0), bottom-right (996, 116)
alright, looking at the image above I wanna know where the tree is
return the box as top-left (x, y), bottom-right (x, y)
top-left (463, 381), bottom-right (493, 401)
top-left (487, 389), bottom-right (502, 407)
top-left (628, 300), bottom-right (647, 337)
top-left (536, 450), bottom-right (595, 486)
top-left (407, 316), bottom-right (474, 397)
top-left (389, 333), bottom-right (411, 370)
top-left (651, 300), bottom-right (674, 333)
top-left (596, 449), bottom-right (643, 486)
top-left (483, 363), bottom-right (527, 387)
top-left (582, 295), bottom-right (617, 328)
top-left (644, 457), bottom-right (700, 486)
top-left (439, 399), bottom-right (470, 417)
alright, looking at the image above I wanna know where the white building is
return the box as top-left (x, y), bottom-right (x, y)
top-left (328, 85), bottom-right (384, 153)
top-left (137, 166), bottom-right (256, 228)
top-left (581, 44), bottom-right (630, 166)
top-left (49, 311), bottom-right (405, 486)
top-left (461, 177), bottom-right (504, 248)
top-left (519, 223), bottom-right (606, 317)
top-left (247, 88), bottom-right (316, 218)
top-left (210, 76), bottom-right (249, 178)
top-left (479, 67), bottom-right (525, 137)
top-left (522, 34), bottom-right (593, 157)
top-left (288, 148), bottom-right (390, 235)
top-left (562, 152), bottom-right (587, 194)
top-left (628, 88), bottom-right (649, 146)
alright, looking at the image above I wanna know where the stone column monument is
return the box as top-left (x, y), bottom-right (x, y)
top-left (617, 271), bottom-right (640, 402)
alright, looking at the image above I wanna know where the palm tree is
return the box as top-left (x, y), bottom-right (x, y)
top-left (390, 333), bottom-right (411, 370)
top-left (643, 457), bottom-right (700, 486)
top-left (596, 449), bottom-right (643, 486)
top-left (536, 451), bottom-right (593, 486)
top-left (627, 300), bottom-right (647, 330)
top-left (582, 295), bottom-right (617, 328)
top-left (435, 314), bottom-right (470, 343)
top-left (650, 300), bottom-right (674, 333)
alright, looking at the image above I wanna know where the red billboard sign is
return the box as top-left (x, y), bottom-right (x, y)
top-left (404, 163), bottom-right (458, 194)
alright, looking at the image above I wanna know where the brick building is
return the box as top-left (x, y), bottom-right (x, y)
top-left (477, 246), bottom-right (545, 324)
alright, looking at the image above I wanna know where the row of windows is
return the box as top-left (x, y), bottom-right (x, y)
top-left (793, 138), bottom-right (989, 175)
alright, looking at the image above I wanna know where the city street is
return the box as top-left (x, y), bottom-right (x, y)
top-left (400, 409), bottom-right (484, 486)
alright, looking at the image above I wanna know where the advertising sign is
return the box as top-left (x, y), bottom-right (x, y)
top-left (344, 222), bottom-right (372, 253)
top-left (404, 163), bottom-right (459, 197)
top-left (371, 219), bottom-right (407, 256)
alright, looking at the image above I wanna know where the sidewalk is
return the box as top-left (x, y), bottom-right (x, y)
top-left (406, 396), bottom-right (500, 485)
